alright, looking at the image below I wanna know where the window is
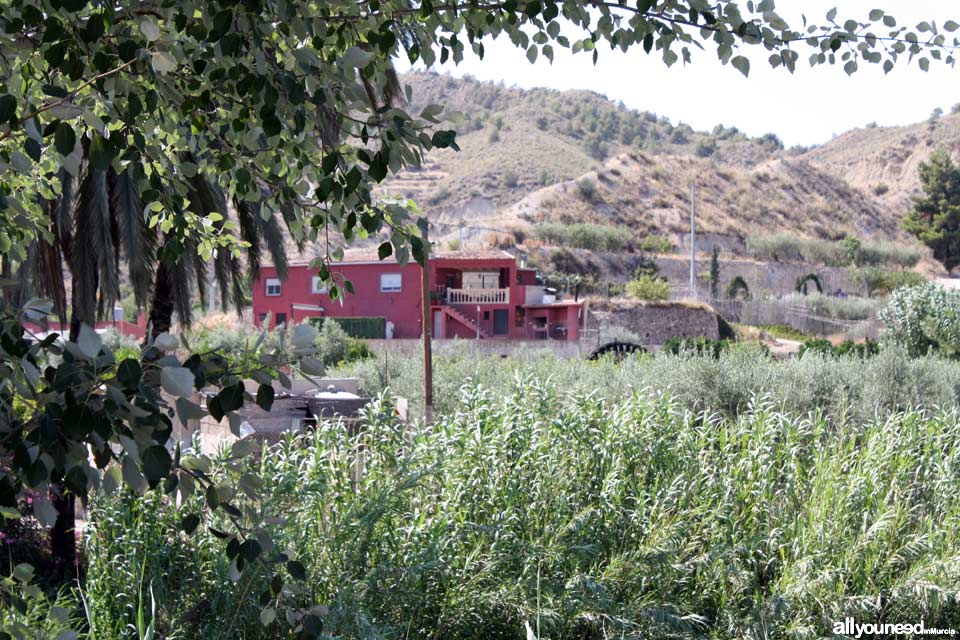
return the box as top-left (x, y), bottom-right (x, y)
top-left (380, 273), bottom-right (402, 293)
top-left (259, 313), bottom-right (269, 325)
top-left (275, 313), bottom-right (287, 326)
top-left (311, 276), bottom-right (328, 294)
top-left (265, 278), bottom-right (281, 296)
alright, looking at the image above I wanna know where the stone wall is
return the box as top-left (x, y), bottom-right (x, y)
top-left (588, 300), bottom-right (722, 345)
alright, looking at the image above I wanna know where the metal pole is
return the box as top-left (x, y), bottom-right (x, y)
top-left (689, 183), bottom-right (696, 298)
top-left (476, 305), bottom-right (480, 339)
top-left (420, 225), bottom-right (433, 423)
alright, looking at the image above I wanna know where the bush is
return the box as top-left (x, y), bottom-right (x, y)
top-left (625, 274), bottom-right (670, 300)
top-left (798, 338), bottom-right (880, 358)
top-left (576, 176), bottom-right (597, 201)
top-left (880, 282), bottom-right (960, 357)
top-left (534, 222), bottom-right (627, 252)
top-left (725, 275), bottom-right (750, 300)
top-left (638, 233), bottom-right (673, 253)
top-left (662, 336), bottom-right (731, 358)
top-left (872, 183), bottom-right (889, 196)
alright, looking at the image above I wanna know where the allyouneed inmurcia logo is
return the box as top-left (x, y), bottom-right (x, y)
top-left (833, 618), bottom-right (957, 638)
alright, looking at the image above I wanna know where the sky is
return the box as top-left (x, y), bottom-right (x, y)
top-left (397, 1), bottom-right (960, 148)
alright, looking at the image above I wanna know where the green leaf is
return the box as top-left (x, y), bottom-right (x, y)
top-left (141, 446), bottom-right (172, 484)
top-left (0, 94), bottom-right (16, 124)
top-left (161, 367), bottom-right (196, 397)
top-left (76, 324), bottom-right (102, 359)
top-left (89, 134), bottom-right (113, 170)
top-left (844, 59), bottom-right (858, 75)
top-left (239, 538), bottom-right (262, 561)
top-left (377, 242), bottom-right (393, 260)
top-left (205, 484), bottom-right (220, 510)
top-left (342, 46), bottom-right (374, 68)
top-left (117, 358), bottom-right (142, 389)
top-left (54, 122), bottom-right (76, 156)
top-left (868, 9), bottom-right (885, 21)
top-left (151, 51), bottom-right (177, 74)
top-left (731, 55), bottom-right (750, 77)
top-left (182, 513), bottom-right (200, 534)
top-left (260, 607), bottom-right (276, 626)
top-left (287, 560), bottom-right (307, 580)
top-left (139, 18), bottom-right (160, 41)
top-left (526, 45), bottom-right (538, 64)
top-left (945, 20), bottom-right (959, 32)
top-left (217, 382), bottom-right (245, 414)
top-left (256, 384), bottom-right (274, 411)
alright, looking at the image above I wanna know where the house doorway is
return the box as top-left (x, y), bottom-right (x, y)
top-left (493, 309), bottom-right (509, 336)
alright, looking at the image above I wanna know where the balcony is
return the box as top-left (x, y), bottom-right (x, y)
top-left (445, 287), bottom-right (510, 304)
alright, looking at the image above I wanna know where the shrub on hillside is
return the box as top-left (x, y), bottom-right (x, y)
top-left (576, 176), bottom-right (597, 201)
top-left (534, 222), bottom-right (627, 252)
top-left (639, 234), bottom-right (674, 253)
top-left (625, 274), bottom-right (670, 300)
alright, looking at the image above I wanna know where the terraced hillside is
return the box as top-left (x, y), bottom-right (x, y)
top-left (380, 71), bottom-right (957, 266)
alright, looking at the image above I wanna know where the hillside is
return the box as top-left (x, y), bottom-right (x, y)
top-left (381, 71), bottom-right (957, 268)
top-left (385, 71), bottom-right (784, 223)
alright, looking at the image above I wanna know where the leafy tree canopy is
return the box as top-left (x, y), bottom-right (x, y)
top-left (0, 0), bottom-right (957, 284)
top-left (905, 148), bottom-right (960, 273)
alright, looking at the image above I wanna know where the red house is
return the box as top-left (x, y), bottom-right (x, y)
top-left (252, 249), bottom-right (582, 341)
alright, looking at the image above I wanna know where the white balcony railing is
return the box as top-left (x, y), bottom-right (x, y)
top-left (446, 287), bottom-right (510, 304)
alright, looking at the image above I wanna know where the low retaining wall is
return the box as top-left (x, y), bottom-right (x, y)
top-left (589, 300), bottom-right (722, 345)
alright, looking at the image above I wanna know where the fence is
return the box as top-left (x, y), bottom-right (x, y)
top-left (707, 298), bottom-right (879, 338)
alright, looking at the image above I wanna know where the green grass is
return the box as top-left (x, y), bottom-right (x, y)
top-left (739, 323), bottom-right (809, 341)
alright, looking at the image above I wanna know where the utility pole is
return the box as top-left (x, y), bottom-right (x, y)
top-left (420, 224), bottom-right (433, 423)
top-left (689, 183), bottom-right (696, 299)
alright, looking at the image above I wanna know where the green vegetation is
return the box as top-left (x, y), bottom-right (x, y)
top-left (625, 274), bottom-right (671, 301)
top-left (782, 292), bottom-right (879, 321)
top-left (794, 272), bottom-right (823, 294)
top-left (190, 318), bottom-right (372, 370)
top-left (725, 276), bottom-right (750, 300)
top-left (749, 323), bottom-right (809, 341)
top-left (709, 246), bottom-right (721, 298)
top-left (881, 282), bottom-right (960, 357)
top-left (747, 234), bottom-right (920, 268)
top-left (798, 338), bottom-right (880, 358)
top-left (853, 266), bottom-right (926, 297)
top-left (639, 233), bottom-right (675, 254)
top-left (309, 316), bottom-right (387, 340)
top-left (77, 359), bottom-right (960, 637)
top-left (904, 148), bottom-right (960, 273)
top-left (662, 336), bottom-right (733, 358)
top-left (534, 222), bottom-right (627, 252)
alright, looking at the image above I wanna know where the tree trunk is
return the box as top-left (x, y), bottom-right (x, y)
top-left (147, 261), bottom-right (175, 343)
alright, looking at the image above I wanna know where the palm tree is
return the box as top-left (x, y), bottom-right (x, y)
top-left (13, 150), bottom-right (293, 571)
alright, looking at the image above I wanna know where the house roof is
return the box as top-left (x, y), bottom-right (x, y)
top-left (280, 248), bottom-right (515, 268)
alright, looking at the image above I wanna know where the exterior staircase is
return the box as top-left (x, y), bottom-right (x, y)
top-left (442, 305), bottom-right (489, 338)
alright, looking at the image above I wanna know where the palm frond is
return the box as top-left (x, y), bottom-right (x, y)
top-left (70, 163), bottom-right (117, 326)
top-left (110, 167), bottom-right (157, 312)
top-left (235, 199), bottom-right (263, 281)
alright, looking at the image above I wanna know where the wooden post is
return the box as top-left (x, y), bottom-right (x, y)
top-left (420, 226), bottom-right (433, 423)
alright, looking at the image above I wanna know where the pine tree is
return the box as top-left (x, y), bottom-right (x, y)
top-left (904, 149), bottom-right (960, 273)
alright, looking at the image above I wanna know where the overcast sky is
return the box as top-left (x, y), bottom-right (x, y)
top-left (397, 1), bottom-right (960, 147)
